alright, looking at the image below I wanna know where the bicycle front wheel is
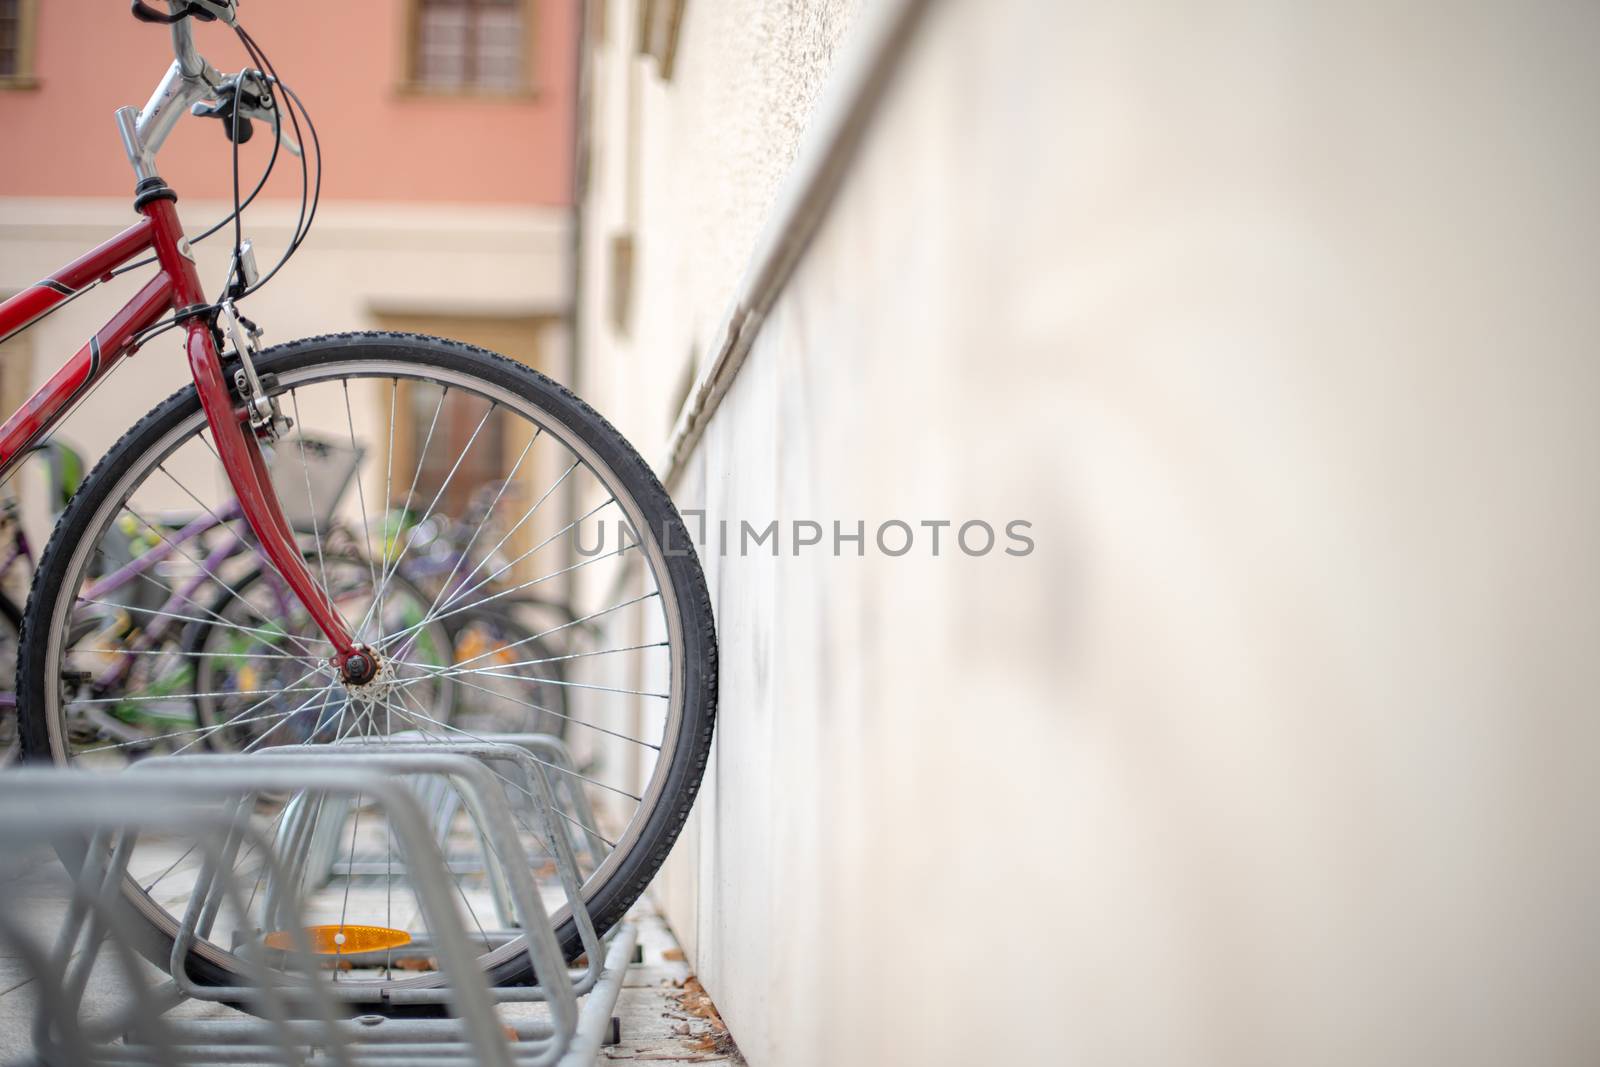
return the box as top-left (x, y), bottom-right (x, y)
top-left (16, 332), bottom-right (717, 998)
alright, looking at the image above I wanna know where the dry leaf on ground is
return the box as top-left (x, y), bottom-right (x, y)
top-left (665, 976), bottom-right (741, 1058)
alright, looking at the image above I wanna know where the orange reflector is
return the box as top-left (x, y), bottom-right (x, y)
top-left (264, 924), bottom-right (412, 955)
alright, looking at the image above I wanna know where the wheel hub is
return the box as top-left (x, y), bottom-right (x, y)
top-left (339, 647), bottom-right (379, 685)
top-left (342, 654), bottom-right (400, 715)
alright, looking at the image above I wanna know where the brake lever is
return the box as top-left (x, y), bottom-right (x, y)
top-left (191, 73), bottom-right (302, 156)
top-left (240, 102), bottom-right (303, 157)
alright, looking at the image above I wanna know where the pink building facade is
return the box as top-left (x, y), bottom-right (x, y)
top-left (0, 0), bottom-right (576, 204)
top-left (0, 0), bottom-right (578, 522)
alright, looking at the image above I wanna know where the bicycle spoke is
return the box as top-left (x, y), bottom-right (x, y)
top-left (374, 379), bottom-right (396, 953)
top-left (380, 492), bottom-right (615, 667)
top-left (289, 388), bottom-right (334, 600)
top-left (411, 428), bottom-right (540, 628)
top-left (237, 685), bottom-right (341, 754)
top-left (384, 690), bottom-right (644, 802)
top-left (387, 687), bottom-right (636, 812)
top-left (393, 668), bottom-right (661, 752)
top-left (227, 797), bottom-right (300, 914)
top-left (174, 679), bottom-right (338, 757)
top-left (385, 699), bottom-right (631, 853)
top-left (457, 593), bottom-right (658, 676)
top-left (401, 659), bottom-right (665, 700)
top-left (382, 540), bottom-right (641, 660)
top-left (549, 804), bottom-right (617, 852)
top-left (77, 596), bottom-right (323, 660)
top-left (74, 647), bottom-right (306, 660)
top-left (341, 379), bottom-right (381, 611)
top-left (72, 670), bottom-right (326, 755)
top-left (381, 378), bottom-right (397, 533)
top-left (423, 491), bottom-right (618, 636)
top-left (430, 462), bottom-right (588, 617)
top-left (83, 533), bottom-right (327, 666)
top-left (361, 398), bottom-right (495, 634)
top-left (69, 684), bottom-right (328, 706)
top-left (119, 497), bottom-right (326, 657)
top-left (371, 383), bottom-right (446, 600)
top-left (376, 378), bottom-right (397, 665)
top-left (335, 787), bottom-right (364, 974)
top-left (71, 709), bottom-right (278, 755)
top-left (420, 639), bottom-right (668, 675)
top-left (106, 565), bottom-right (320, 663)
top-left (154, 453), bottom-right (351, 637)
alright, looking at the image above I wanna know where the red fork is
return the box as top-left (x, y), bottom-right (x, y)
top-left (144, 196), bottom-right (365, 677)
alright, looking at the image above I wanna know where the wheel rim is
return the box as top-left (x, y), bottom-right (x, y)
top-left (36, 354), bottom-right (688, 992)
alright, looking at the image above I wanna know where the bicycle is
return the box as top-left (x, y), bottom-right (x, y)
top-left (0, 440), bottom-right (85, 764)
top-left (186, 457), bottom-right (573, 748)
top-left (0, 0), bottom-right (716, 1006)
top-left (64, 491), bottom-right (457, 753)
top-left (0, 499), bottom-right (26, 766)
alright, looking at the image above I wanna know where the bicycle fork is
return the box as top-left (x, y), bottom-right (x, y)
top-left (144, 193), bottom-right (372, 683)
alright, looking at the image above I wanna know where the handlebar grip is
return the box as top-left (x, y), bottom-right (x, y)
top-left (130, 1), bottom-right (184, 23)
top-left (129, 1), bottom-right (216, 24)
top-left (130, 2), bottom-right (210, 78)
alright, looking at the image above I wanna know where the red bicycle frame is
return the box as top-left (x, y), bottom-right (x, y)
top-left (0, 193), bottom-right (361, 669)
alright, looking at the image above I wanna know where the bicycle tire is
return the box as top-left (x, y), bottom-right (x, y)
top-left (17, 332), bottom-right (717, 999)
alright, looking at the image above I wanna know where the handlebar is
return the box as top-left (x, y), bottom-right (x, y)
top-left (118, 0), bottom-right (298, 183)
top-left (129, 1), bottom-right (234, 75)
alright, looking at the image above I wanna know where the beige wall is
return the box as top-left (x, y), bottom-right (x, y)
top-left (580, 1), bottom-right (1600, 1065)
top-left (0, 197), bottom-right (569, 542)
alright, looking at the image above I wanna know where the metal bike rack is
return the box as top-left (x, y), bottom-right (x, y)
top-left (281, 734), bottom-right (609, 932)
top-left (0, 737), bottom-right (636, 1066)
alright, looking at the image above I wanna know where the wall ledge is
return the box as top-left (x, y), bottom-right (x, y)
top-left (655, 0), bottom-right (935, 487)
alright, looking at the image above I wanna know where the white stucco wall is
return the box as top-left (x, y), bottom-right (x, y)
top-left (578, 0), bottom-right (863, 454)
top-left (584, 1), bottom-right (1600, 1064)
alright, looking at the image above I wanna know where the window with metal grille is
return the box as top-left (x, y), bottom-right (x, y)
top-left (412, 0), bottom-right (528, 93)
top-left (0, 0), bottom-right (27, 82)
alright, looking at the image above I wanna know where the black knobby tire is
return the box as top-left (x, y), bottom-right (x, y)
top-left (16, 332), bottom-right (718, 992)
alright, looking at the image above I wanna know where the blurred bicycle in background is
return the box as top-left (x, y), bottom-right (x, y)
top-left (11, 434), bottom-right (592, 763)
top-left (0, 440), bottom-right (84, 764)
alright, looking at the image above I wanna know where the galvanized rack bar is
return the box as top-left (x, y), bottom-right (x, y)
top-left (0, 732), bottom-right (636, 1066)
